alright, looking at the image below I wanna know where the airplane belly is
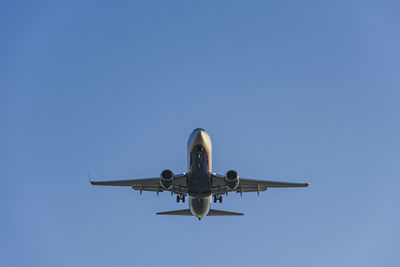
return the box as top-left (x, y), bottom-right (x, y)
top-left (189, 196), bottom-right (211, 218)
top-left (187, 144), bottom-right (212, 197)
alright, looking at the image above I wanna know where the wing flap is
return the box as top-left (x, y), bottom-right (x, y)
top-left (132, 185), bottom-right (163, 192)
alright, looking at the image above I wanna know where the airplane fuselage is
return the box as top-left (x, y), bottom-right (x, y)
top-left (186, 128), bottom-right (213, 219)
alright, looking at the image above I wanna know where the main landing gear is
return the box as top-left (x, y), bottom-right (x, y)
top-left (176, 195), bottom-right (185, 203)
top-left (213, 195), bottom-right (223, 203)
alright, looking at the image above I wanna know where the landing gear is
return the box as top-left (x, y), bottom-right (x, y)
top-left (176, 195), bottom-right (186, 203)
top-left (213, 195), bottom-right (223, 203)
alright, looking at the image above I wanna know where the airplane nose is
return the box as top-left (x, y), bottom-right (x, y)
top-left (188, 128), bottom-right (210, 152)
top-left (193, 128), bottom-right (206, 136)
top-left (195, 130), bottom-right (206, 141)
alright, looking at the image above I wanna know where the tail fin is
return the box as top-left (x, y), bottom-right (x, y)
top-left (156, 209), bottom-right (243, 216)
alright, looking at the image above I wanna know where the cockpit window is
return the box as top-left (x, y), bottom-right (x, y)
top-left (194, 145), bottom-right (203, 152)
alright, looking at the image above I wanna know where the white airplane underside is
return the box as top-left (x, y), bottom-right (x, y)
top-left (90, 128), bottom-right (309, 220)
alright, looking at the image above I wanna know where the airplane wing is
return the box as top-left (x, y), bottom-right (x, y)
top-left (211, 173), bottom-right (309, 195)
top-left (90, 173), bottom-right (188, 194)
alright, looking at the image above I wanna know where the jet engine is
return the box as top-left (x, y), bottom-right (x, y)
top-left (225, 170), bottom-right (239, 190)
top-left (160, 169), bottom-right (174, 190)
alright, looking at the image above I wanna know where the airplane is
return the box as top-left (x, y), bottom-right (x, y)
top-left (90, 128), bottom-right (309, 220)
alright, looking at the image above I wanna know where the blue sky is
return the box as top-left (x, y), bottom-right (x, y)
top-left (1, 1), bottom-right (399, 266)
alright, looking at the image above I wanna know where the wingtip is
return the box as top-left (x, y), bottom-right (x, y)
top-left (88, 172), bottom-right (95, 185)
top-left (306, 182), bottom-right (310, 187)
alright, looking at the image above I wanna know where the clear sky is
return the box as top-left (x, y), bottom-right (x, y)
top-left (1, 1), bottom-right (399, 266)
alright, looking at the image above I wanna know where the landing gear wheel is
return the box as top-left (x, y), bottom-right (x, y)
top-left (176, 195), bottom-right (185, 203)
top-left (219, 196), bottom-right (223, 203)
top-left (213, 195), bottom-right (217, 203)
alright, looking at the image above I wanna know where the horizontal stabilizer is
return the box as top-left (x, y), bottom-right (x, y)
top-left (156, 209), bottom-right (192, 215)
top-left (208, 209), bottom-right (244, 216)
top-left (156, 209), bottom-right (244, 216)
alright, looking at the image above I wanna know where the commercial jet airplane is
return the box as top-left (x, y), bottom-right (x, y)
top-left (90, 128), bottom-right (309, 220)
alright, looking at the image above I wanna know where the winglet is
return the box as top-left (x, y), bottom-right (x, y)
top-left (88, 172), bottom-right (95, 185)
top-left (306, 174), bottom-right (312, 187)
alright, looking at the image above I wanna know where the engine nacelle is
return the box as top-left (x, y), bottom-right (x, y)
top-left (160, 169), bottom-right (174, 190)
top-left (225, 170), bottom-right (239, 190)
